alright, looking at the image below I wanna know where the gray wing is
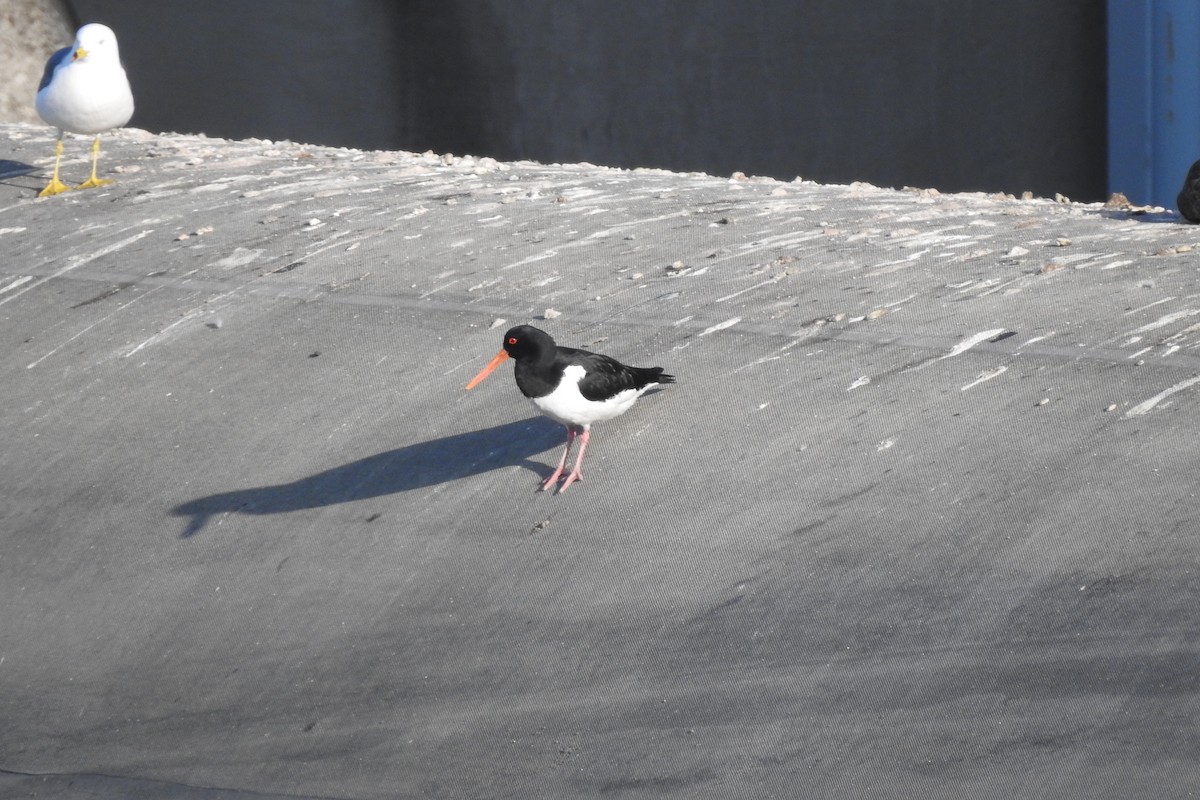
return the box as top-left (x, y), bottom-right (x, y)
top-left (38, 46), bottom-right (72, 92)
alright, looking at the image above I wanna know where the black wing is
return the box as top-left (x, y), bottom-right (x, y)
top-left (562, 347), bottom-right (674, 402)
top-left (38, 46), bottom-right (72, 92)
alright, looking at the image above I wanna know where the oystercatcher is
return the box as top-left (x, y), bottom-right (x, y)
top-left (1180, 159), bottom-right (1200, 223)
top-left (466, 325), bottom-right (674, 492)
top-left (35, 23), bottom-right (134, 197)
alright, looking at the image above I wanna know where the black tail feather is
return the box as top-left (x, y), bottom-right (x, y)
top-left (646, 366), bottom-right (675, 385)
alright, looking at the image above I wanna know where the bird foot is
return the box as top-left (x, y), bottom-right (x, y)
top-left (557, 470), bottom-right (583, 493)
top-left (38, 178), bottom-right (72, 198)
top-left (76, 176), bottom-right (114, 190)
top-left (540, 468), bottom-right (583, 492)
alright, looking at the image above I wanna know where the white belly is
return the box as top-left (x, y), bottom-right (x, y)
top-left (530, 365), bottom-right (647, 428)
top-left (37, 63), bottom-right (134, 134)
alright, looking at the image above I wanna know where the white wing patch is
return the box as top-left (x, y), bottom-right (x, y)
top-left (531, 364), bottom-right (651, 427)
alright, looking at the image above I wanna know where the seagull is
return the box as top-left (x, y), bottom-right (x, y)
top-left (35, 23), bottom-right (134, 197)
top-left (466, 325), bottom-right (674, 493)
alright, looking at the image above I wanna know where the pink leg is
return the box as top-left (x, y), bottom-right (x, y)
top-left (557, 428), bottom-right (590, 492)
top-left (541, 427), bottom-right (577, 490)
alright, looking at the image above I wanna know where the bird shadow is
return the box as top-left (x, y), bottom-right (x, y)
top-left (170, 416), bottom-right (564, 538)
top-left (0, 160), bottom-right (40, 190)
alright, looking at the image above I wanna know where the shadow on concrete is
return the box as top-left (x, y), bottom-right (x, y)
top-left (1093, 208), bottom-right (1182, 224)
top-left (171, 416), bottom-right (563, 538)
top-left (0, 159), bottom-right (39, 189)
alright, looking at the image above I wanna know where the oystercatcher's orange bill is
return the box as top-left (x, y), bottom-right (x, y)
top-left (465, 350), bottom-right (510, 389)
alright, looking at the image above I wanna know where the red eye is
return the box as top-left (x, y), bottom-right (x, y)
top-left (508, 337), bottom-right (518, 345)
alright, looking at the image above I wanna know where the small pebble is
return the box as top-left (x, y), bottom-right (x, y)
top-left (1104, 404), bottom-right (1117, 412)
top-left (489, 318), bottom-right (506, 329)
top-left (1036, 398), bottom-right (1050, 406)
top-left (543, 308), bottom-right (562, 320)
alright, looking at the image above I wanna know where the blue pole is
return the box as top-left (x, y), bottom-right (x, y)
top-left (1152, 1), bottom-right (1200, 208)
top-left (1108, 0), bottom-right (1200, 208)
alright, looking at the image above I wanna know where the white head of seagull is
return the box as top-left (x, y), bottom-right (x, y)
top-left (466, 325), bottom-right (674, 493)
top-left (35, 23), bottom-right (134, 197)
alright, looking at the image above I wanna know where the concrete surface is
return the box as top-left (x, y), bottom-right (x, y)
top-left (1, 121), bottom-right (1200, 798)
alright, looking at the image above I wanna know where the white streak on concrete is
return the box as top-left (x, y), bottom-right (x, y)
top-left (1126, 374), bottom-right (1200, 417)
top-left (0, 275), bottom-right (34, 295)
top-left (733, 354), bottom-right (783, 373)
top-left (940, 329), bottom-right (1008, 360)
top-left (1054, 252), bottom-right (1103, 266)
top-left (0, 230), bottom-right (154, 307)
top-left (717, 276), bottom-right (783, 303)
top-left (847, 375), bottom-right (871, 390)
top-left (961, 365), bottom-right (1008, 391)
top-left (213, 247), bottom-right (264, 269)
top-left (903, 328), bottom-right (1008, 374)
top-left (976, 277), bottom-right (1024, 297)
top-left (419, 279), bottom-right (460, 299)
top-left (27, 320), bottom-right (106, 369)
top-left (124, 313), bottom-right (201, 358)
top-left (1123, 297), bottom-right (1176, 315)
top-left (1129, 309), bottom-right (1200, 335)
top-left (29, 285), bottom-right (166, 368)
top-left (698, 317), bottom-right (741, 336)
top-left (1164, 321), bottom-right (1200, 342)
top-left (501, 249), bottom-right (558, 271)
top-left (866, 248), bottom-right (931, 275)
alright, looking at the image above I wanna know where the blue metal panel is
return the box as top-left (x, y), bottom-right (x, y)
top-left (1108, 0), bottom-right (1200, 207)
top-left (1108, 2), bottom-right (1152, 202)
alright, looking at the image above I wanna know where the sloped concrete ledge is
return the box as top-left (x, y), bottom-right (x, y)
top-left (2, 123), bottom-right (1200, 798)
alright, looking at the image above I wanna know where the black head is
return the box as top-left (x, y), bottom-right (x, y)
top-left (501, 325), bottom-right (556, 361)
top-left (466, 324), bottom-right (559, 390)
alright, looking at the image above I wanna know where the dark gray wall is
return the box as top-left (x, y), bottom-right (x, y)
top-left (70, 1), bottom-right (1107, 199)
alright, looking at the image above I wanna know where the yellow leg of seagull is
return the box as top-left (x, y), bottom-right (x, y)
top-left (76, 136), bottom-right (114, 190)
top-left (37, 138), bottom-right (72, 198)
